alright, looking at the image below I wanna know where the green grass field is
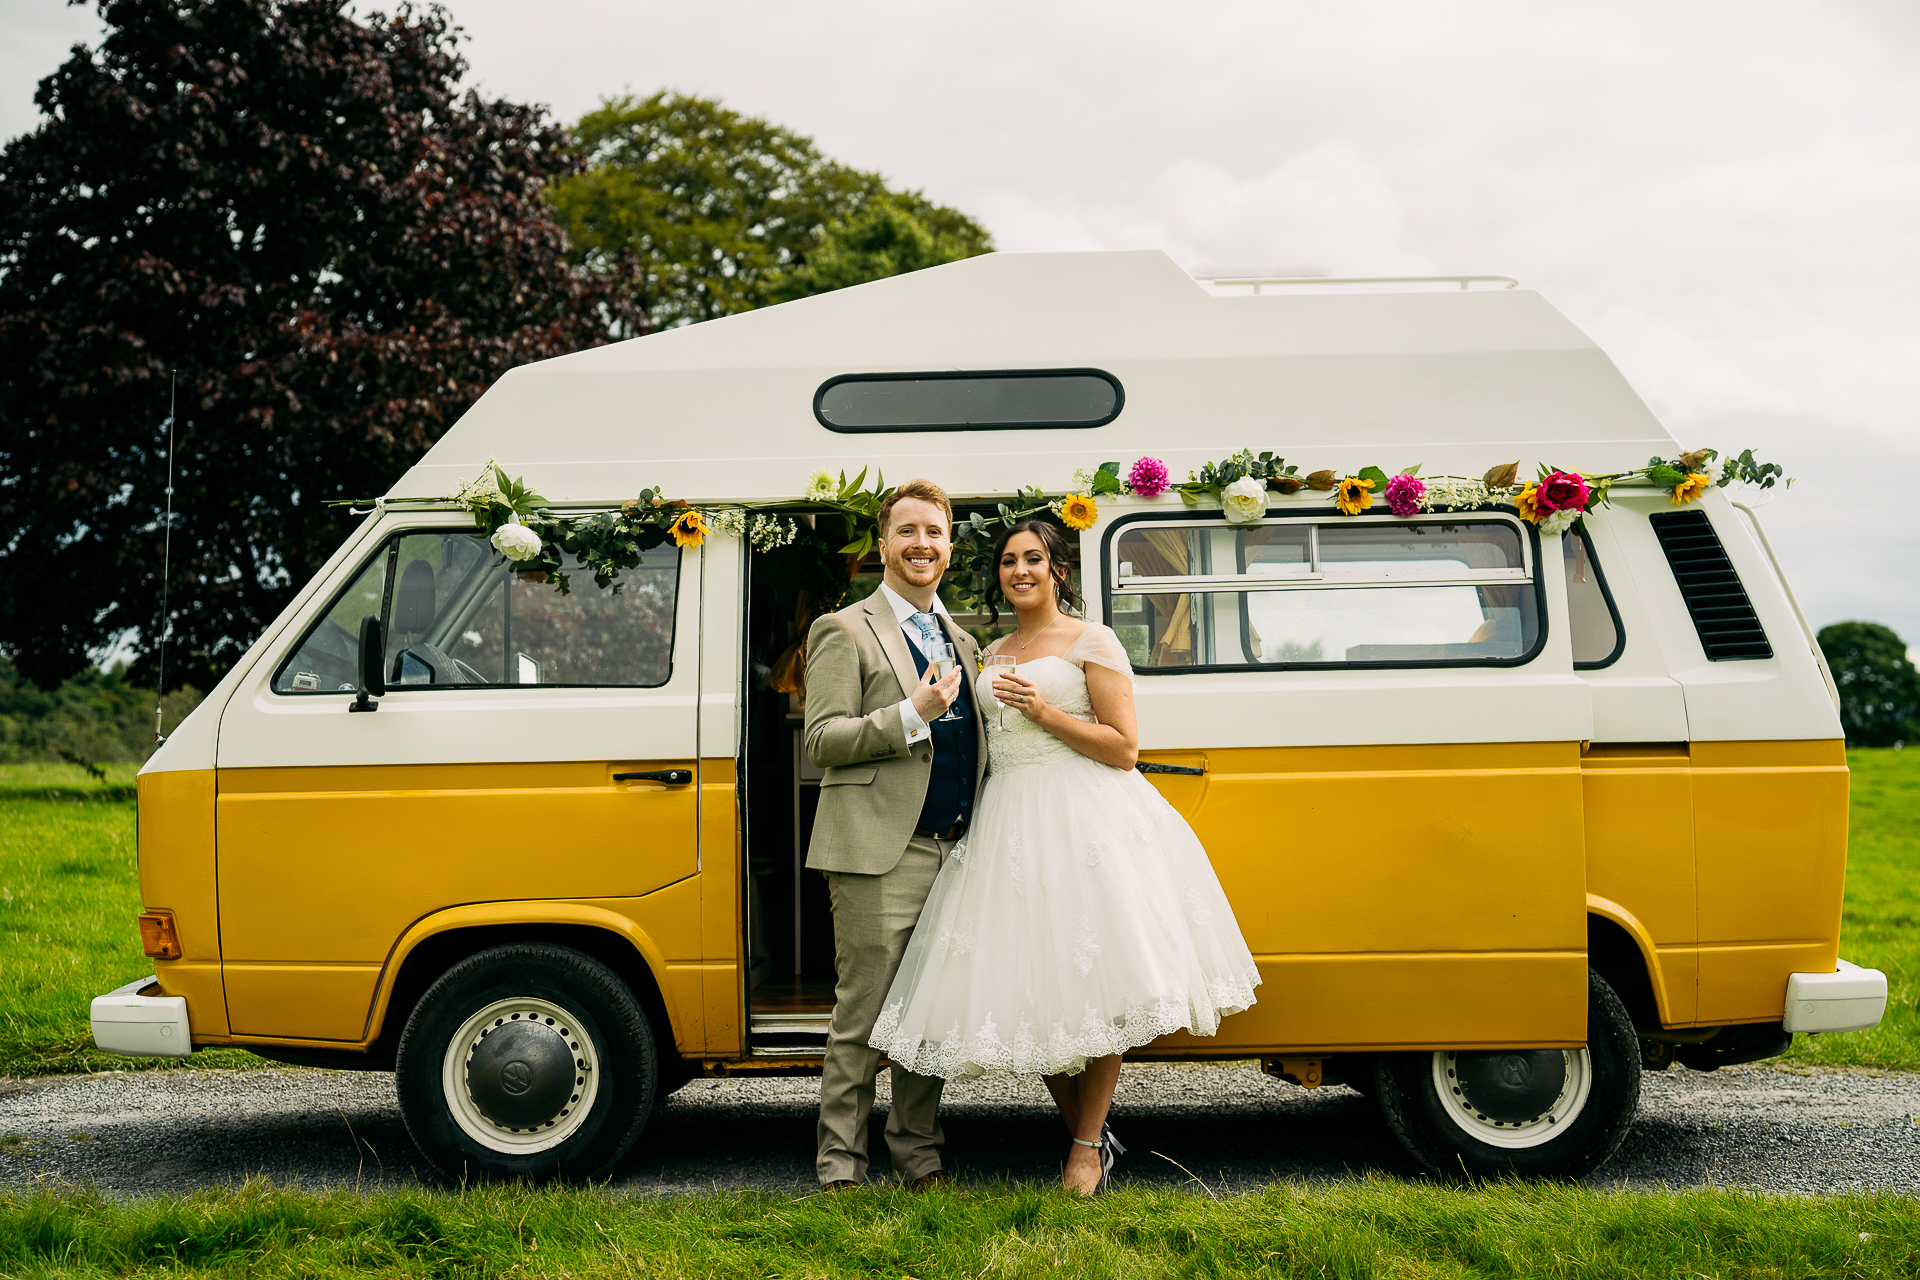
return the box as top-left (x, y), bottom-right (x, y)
top-left (0, 766), bottom-right (262, 1077)
top-left (1, 751), bottom-right (1914, 1079)
top-left (2, 1177), bottom-right (1917, 1279)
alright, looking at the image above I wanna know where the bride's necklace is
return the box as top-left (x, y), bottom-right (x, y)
top-left (1014, 609), bottom-right (1063, 651)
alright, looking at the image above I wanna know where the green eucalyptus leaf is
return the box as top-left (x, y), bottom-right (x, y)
top-left (1358, 465), bottom-right (1390, 490)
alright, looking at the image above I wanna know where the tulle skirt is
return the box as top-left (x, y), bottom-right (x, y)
top-left (870, 752), bottom-right (1261, 1079)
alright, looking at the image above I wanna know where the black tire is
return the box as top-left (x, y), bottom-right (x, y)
top-left (1374, 968), bottom-right (1641, 1180)
top-left (395, 943), bottom-right (658, 1182)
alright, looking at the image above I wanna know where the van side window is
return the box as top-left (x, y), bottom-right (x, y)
top-left (815, 369), bottom-right (1122, 432)
top-left (1107, 517), bottom-right (1540, 670)
top-left (273, 530), bottom-right (678, 693)
top-left (1563, 528), bottom-right (1624, 668)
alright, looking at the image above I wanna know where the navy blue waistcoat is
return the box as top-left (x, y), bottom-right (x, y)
top-left (906, 637), bottom-right (978, 834)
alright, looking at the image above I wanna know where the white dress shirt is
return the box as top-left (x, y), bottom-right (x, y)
top-left (878, 580), bottom-right (955, 745)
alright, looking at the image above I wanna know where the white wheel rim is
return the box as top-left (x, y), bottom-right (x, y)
top-left (440, 996), bottom-right (601, 1155)
top-left (1431, 1048), bottom-right (1592, 1150)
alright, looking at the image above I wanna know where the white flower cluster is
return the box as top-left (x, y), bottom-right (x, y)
top-left (454, 458), bottom-right (503, 510)
top-left (1539, 509), bottom-right (1580, 535)
top-left (1070, 466), bottom-right (1103, 493)
top-left (704, 508), bottom-right (747, 539)
top-left (1419, 478), bottom-right (1493, 512)
top-left (749, 513), bottom-right (799, 553)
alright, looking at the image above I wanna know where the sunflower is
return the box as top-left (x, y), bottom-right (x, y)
top-left (1333, 476), bottom-right (1375, 516)
top-left (1670, 473), bottom-right (1711, 505)
top-left (1513, 482), bottom-right (1543, 523)
top-left (669, 508), bottom-right (709, 548)
top-left (1059, 494), bottom-right (1099, 530)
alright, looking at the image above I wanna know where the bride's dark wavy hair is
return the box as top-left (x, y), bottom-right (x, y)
top-left (984, 519), bottom-right (1082, 626)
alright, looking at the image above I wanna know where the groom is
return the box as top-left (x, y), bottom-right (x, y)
top-left (803, 478), bottom-right (986, 1190)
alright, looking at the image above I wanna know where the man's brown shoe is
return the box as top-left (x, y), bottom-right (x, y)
top-left (905, 1170), bottom-right (952, 1192)
top-left (819, 1180), bottom-right (861, 1193)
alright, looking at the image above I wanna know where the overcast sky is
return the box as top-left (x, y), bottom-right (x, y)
top-left (8, 0), bottom-right (1917, 646)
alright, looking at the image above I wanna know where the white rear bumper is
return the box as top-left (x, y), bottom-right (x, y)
top-left (1783, 958), bottom-right (1888, 1034)
top-left (90, 975), bottom-right (192, 1058)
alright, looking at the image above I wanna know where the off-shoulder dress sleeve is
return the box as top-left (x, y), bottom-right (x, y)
top-left (1068, 623), bottom-right (1137, 680)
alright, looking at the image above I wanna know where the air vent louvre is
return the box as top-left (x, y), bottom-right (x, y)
top-left (1647, 509), bottom-right (1772, 661)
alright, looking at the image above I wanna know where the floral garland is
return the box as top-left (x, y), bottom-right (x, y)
top-left (1058, 446), bottom-right (1790, 537)
top-left (340, 444), bottom-right (1787, 601)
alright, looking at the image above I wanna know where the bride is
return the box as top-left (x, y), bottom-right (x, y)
top-left (870, 519), bottom-right (1260, 1195)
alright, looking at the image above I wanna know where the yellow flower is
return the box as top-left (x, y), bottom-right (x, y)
top-left (1333, 477), bottom-right (1375, 516)
top-left (1513, 482), bottom-right (1543, 523)
top-left (669, 508), bottom-right (708, 548)
top-left (1059, 494), bottom-right (1099, 530)
top-left (1671, 473), bottom-right (1711, 505)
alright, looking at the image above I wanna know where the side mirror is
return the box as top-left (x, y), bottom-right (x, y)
top-left (350, 614), bottom-right (385, 712)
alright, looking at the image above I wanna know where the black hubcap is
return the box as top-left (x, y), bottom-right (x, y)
top-left (466, 1019), bottom-right (577, 1129)
top-left (1452, 1050), bottom-right (1567, 1123)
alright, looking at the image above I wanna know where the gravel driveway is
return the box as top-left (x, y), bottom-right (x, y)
top-left (3, 1062), bottom-right (1916, 1195)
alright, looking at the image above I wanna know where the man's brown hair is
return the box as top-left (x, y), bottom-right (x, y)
top-left (876, 479), bottom-right (953, 535)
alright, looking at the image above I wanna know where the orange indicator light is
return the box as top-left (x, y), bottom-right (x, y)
top-left (137, 911), bottom-right (182, 960)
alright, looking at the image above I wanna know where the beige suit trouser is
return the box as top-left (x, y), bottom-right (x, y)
top-left (816, 834), bottom-right (949, 1184)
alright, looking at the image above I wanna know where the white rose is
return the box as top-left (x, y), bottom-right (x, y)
top-left (491, 517), bottom-right (542, 561)
top-left (1539, 508), bottom-right (1579, 536)
top-left (1220, 476), bottom-right (1270, 524)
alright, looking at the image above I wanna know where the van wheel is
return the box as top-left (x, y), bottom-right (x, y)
top-left (395, 944), bottom-right (657, 1181)
top-left (1373, 968), bottom-right (1640, 1180)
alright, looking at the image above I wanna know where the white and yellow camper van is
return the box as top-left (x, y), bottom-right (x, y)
top-left (93, 251), bottom-right (1886, 1181)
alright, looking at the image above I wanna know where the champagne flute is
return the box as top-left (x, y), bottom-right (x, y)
top-left (933, 642), bottom-right (964, 722)
top-left (983, 654), bottom-right (1018, 730)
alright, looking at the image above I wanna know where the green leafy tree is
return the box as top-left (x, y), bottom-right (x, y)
top-left (1817, 621), bottom-right (1920, 747)
top-left (552, 92), bottom-right (991, 328)
top-left (0, 655), bottom-right (201, 765)
top-left (0, 0), bottom-right (642, 691)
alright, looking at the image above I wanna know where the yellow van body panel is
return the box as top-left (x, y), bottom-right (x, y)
top-left (698, 758), bottom-right (742, 1056)
top-left (135, 769), bottom-right (229, 1038)
top-left (215, 759), bottom-right (700, 1041)
top-left (142, 735), bottom-right (1845, 1055)
top-left (1140, 742), bottom-right (1590, 1048)
top-left (1691, 740), bottom-right (1847, 1023)
top-left (1580, 743), bottom-right (1698, 1024)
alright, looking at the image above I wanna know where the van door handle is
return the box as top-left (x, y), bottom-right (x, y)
top-left (614, 770), bottom-right (693, 786)
top-left (1136, 762), bottom-right (1205, 776)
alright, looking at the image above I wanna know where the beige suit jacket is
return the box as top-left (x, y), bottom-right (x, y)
top-left (803, 589), bottom-right (988, 875)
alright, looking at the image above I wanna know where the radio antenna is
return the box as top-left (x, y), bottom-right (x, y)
top-left (154, 370), bottom-right (177, 744)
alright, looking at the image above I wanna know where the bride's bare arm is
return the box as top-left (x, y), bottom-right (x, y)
top-left (993, 663), bottom-right (1139, 770)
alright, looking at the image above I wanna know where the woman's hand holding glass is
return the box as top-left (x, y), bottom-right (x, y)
top-left (992, 667), bottom-right (1051, 725)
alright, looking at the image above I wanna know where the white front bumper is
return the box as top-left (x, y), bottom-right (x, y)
top-left (90, 975), bottom-right (192, 1058)
top-left (1783, 958), bottom-right (1888, 1034)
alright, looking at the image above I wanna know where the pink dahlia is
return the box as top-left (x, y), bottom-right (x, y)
top-left (1384, 473), bottom-right (1426, 517)
top-left (1127, 456), bottom-right (1171, 498)
top-left (1536, 470), bottom-right (1590, 513)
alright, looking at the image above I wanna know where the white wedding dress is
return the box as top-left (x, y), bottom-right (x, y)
top-left (870, 623), bottom-right (1260, 1079)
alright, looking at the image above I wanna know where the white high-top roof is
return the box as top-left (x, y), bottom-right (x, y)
top-left (390, 250), bottom-right (1676, 505)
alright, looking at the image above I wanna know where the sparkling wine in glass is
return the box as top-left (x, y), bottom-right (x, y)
top-left (933, 642), bottom-right (964, 722)
top-left (983, 654), bottom-right (1018, 729)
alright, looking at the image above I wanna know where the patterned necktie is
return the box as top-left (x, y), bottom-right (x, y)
top-left (909, 611), bottom-right (943, 655)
